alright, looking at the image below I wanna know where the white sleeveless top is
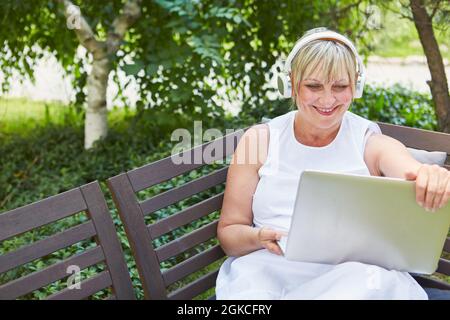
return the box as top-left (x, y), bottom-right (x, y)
top-left (253, 110), bottom-right (379, 232)
top-left (216, 110), bottom-right (428, 300)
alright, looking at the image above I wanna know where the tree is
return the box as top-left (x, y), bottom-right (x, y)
top-left (409, 0), bottom-right (450, 133)
top-left (378, 0), bottom-right (450, 132)
top-left (0, 0), bottom-right (371, 148)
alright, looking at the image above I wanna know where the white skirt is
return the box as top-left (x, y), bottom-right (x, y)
top-left (216, 249), bottom-right (428, 300)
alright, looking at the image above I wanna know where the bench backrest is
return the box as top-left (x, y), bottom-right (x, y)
top-left (108, 129), bottom-right (244, 299)
top-left (108, 121), bottom-right (450, 299)
top-left (0, 181), bottom-right (135, 300)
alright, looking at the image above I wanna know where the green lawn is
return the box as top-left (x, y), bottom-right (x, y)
top-left (0, 97), bottom-right (135, 136)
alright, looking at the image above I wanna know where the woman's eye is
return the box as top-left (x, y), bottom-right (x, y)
top-left (333, 85), bottom-right (349, 90)
top-left (306, 85), bottom-right (322, 89)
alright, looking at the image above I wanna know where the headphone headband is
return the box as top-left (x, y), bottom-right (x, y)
top-left (278, 28), bottom-right (366, 99)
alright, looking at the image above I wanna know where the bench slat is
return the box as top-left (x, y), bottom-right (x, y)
top-left (80, 182), bottom-right (136, 300)
top-left (436, 258), bottom-right (450, 276)
top-left (127, 130), bottom-right (244, 192)
top-left (0, 188), bottom-right (87, 242)
top-left (162, 245), bottom-right (225, 286)
top-left (155, 220), bottom-right (219, 262)
top-left (0, 246), bottom-right (104, 299)
top-left (140, 167), bottom-right (228, 216)
top-left (378, 122), bottom-right (450, 155)
top-left (413, 274), bottom-right (450, 290)
top-left (148, 193), bottom-right (224, 239)
top-left (0, 221), bottom-right (96, 274)
top-left (168, 269), bottom-right (219, 300)
top-left (46, 270), bottom-right (112, 300)
top-left (444, 237), bottom-right (450, 253)
top-left (107, 173), bottom-right (168, 300)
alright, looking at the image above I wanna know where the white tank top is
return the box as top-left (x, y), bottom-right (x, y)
top-left (252, 110), bottom-right (381, 232)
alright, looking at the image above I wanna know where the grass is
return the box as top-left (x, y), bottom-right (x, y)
top-left (0, 97), bottom-right (135, 136)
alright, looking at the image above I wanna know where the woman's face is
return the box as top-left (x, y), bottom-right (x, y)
top-left (294, 70), bottom-right (353, 130)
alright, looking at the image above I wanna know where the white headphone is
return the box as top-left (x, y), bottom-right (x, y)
top-left (277, 27), bottom-right (366, 99)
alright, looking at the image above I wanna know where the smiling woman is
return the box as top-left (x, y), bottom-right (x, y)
top-left (215, 27), bottom-right (450, 300)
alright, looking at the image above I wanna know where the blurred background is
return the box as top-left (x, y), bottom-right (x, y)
top-left (0, 0), bottom-right (449, 299)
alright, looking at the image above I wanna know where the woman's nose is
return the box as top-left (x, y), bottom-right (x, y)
top-left (319, 90), bottom-right (336, 108)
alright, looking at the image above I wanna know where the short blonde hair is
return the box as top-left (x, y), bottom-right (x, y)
top-left (290, 38), bottom-right (357, 105)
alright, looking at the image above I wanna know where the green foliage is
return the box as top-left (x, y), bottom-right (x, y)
top-left (0, 0), bottom-right (373, 123)
top-left (350, 84), bottom-right (437, 130)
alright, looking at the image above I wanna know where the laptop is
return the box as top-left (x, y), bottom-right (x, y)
top-left (277, 170), bottom-right (450, 274)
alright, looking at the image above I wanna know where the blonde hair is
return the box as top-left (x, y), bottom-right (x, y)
top-left (290, 38), bottom-right (357, 106)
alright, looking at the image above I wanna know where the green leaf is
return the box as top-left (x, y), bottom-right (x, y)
top-left (123, 60), bottom-right (144, 76)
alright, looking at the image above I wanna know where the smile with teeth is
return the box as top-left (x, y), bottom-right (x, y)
top-left (313, 106), bottom-right (338, 114)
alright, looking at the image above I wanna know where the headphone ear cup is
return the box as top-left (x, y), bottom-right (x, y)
top-left (277, 74), bottom-right (292, 98)
top-left (354, 76), bottom-right (364, 98)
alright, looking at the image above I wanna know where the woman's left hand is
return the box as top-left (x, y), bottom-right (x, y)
top-left (405, 164), bottom-right (450, 212)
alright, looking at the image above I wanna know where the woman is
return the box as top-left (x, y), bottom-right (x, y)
top-left (216, 28), bottom-right (450, 299)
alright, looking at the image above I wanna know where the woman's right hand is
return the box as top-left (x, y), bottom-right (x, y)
top-left (258, 226), bottom-right (288, 256)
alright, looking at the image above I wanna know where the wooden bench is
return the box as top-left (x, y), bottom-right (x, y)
top-left (0, 181), bottom-right (135, 300)
top-left (107, 121), bottom-right (450, 299)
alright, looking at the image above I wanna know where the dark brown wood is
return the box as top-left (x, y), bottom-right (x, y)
top-left (0, 246), bottom-right (104, 299)
top-left (139, 167), bottom-right (228, 216)
top-left (80, 182), bottom-right (135, 300)
top-left (107, 173), bottom-right (167, 300)
top-left (0, 181), bottom-right (135, 300)
top-left (162, 245), bottom-right (225, 286)
top-left (127, 130), bottom-right (244, 192)
top-left (148, 193), bottom-right (224, 239)
top-left (444, 237), bottom-right (450, 253)
top-left (168, 270), bottom-right (219, 300)
top-left (0, 189), bottom-right (87, 242)
top-left (437, 258), bottom-right (450, 276)
top-left (378, 122), bottom-right (450, 154)
top-left (0, 221), bottom-right (96, 274)
top-left (155, 220), bottom-right (219, 262)
top-left (413, 274), bottom-right (450, 290)
top-left (46, 271), bottom-right (112, 300)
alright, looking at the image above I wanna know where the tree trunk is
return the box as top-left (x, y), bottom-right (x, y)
top-left (60, 0), bottom-right (141, 149)
top-left (410, 0), bottom-right (450, 133)
top-left (85, 57), bottom-right (110, 149)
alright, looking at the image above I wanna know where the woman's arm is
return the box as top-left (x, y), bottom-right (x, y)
top-left (364, 133), bottom-right (450, 212)
top-left (217, 124), bottom-right (286, 257)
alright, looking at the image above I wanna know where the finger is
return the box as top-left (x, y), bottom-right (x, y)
top-left (432, 168), bottom-right (449, 211)
top-left (261, 228), bottom-right (278, 241)
top-left (261, 228), bottom-right (288, 241)
top-left (438, 178), bottom-right (450, 210)
top-left (275, 230), bottom-right (289, 239)
top-left (266, 241), bottom-right (283, 256)
top-left (424, 165), bottom-right (440, 211)
top-left (257, 226), bottom-right (270, 241)
top-left (415, 165), bottom-right (428, 208)
top-left (405, 171), bottom-right (417, 181)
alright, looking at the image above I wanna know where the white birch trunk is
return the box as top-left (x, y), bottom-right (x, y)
top-left (60, 0), bottom-right (142, 148)
top-left (85, 57), bottom-right (110, 149)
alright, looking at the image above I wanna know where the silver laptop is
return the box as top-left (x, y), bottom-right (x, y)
top-left (277, 170), bottom-right (450, 274)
